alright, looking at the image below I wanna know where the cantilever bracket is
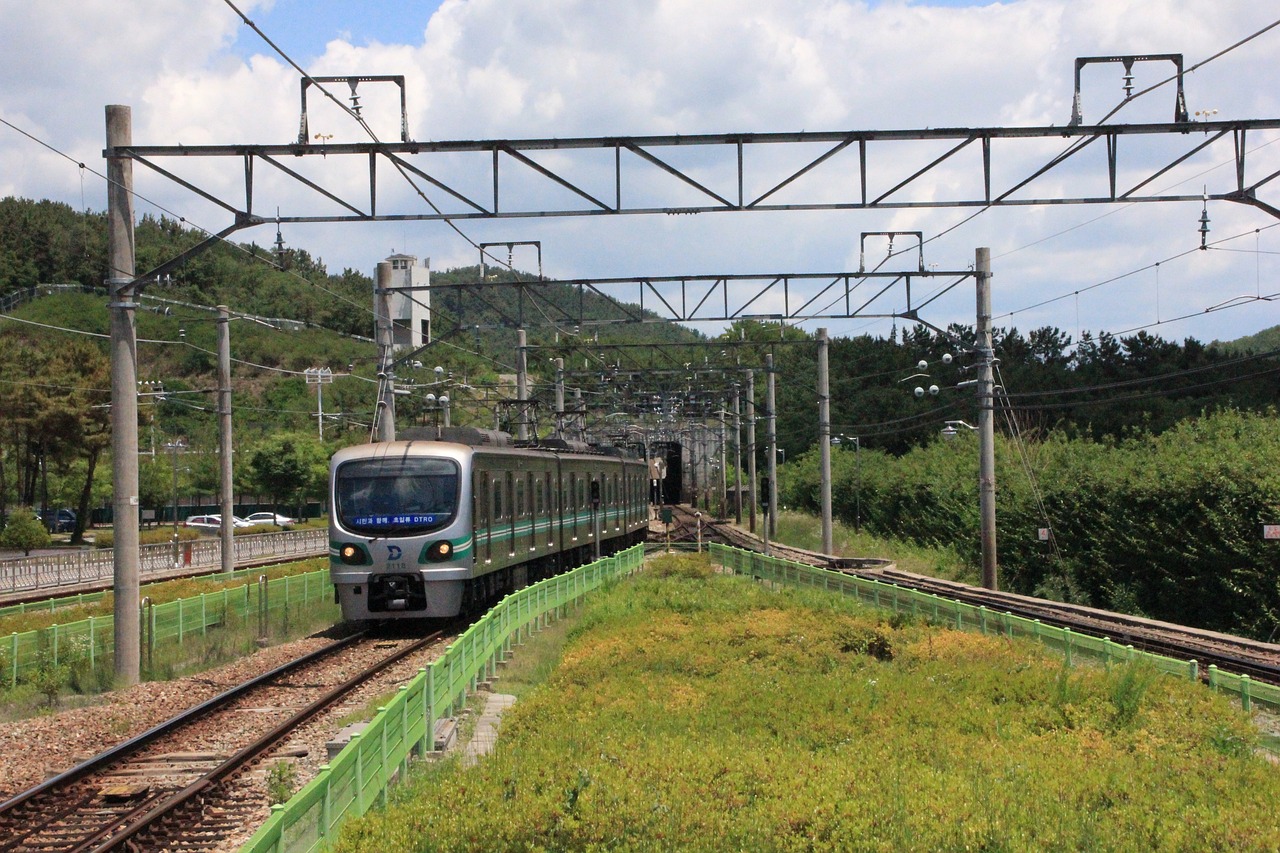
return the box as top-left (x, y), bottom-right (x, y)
top-left (1069, 54), bottom-right (1188, 126)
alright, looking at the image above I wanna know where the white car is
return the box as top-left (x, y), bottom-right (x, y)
top-left (183, 514), bottom-right (253, 531)
top-left (244, 512), bottom-right (298, 526)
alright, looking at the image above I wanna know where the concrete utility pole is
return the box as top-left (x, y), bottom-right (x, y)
top-left (745, 370), bottom-right (757, 534)
top-left (375, 261), bottom-right (396, 442)
top-left (818, 328), bottom-right (833, 555)
top-left (106, 105), bottom-right (140, 685)
top-left (976, 247), bottom-right (998, 590)
top-left (217, 306), bottom-right (234, 575)
top-left (517, 329), bottom-right (529, 440)
top-left (554, 357), bottom-right (565, 439)
top-left (766, 353), bottom-right (778, 542)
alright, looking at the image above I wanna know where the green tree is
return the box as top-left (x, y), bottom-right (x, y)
top-left (2, 507), bottom-right (51, 555)
top-left (248, 432), bottom-right (328, 516)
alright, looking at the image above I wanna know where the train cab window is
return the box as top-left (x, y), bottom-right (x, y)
top-left (335, 456), bottom-right (459, 535)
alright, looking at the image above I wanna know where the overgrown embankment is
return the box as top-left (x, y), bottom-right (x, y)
top-left (332, 554), bottom-right (1278, 852)
top-left (782, 408), bottom-right (1280, 640)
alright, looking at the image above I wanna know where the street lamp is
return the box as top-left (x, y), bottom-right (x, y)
top-left (164, 438), bottom-right (187, 567)
top-left (942, 419), bottom-right (978, 440)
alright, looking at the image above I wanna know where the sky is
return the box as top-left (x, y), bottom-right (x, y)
top-left (3, 0), bottom-right (1279, 347)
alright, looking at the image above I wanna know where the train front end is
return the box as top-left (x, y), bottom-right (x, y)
top-left (329, 442), bottom-right (473, 621)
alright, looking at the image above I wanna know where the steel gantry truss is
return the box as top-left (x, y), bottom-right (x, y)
top-left (430, 267), bottom-right (975, 326)
top-left (113, 118), bottom-right (1280, 284)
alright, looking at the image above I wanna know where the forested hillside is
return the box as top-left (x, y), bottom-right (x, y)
top-left (4, 194), bottom-right (1280, 641)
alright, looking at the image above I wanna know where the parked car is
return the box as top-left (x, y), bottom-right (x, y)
top-left (37, 508), bottom-right (77, 533)
top-left (244, 511), bottom-right (298, 526)
top-left (183, 514), bottom-right (253, 531)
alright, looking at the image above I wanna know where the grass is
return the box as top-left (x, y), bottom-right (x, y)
top-left (329, 552), bottom-right (1279, 852)
top-left (772, 510), bottom-right (977, 583)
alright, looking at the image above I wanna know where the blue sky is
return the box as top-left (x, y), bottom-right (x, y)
top-left (229, 0), bottom-right (446, 61)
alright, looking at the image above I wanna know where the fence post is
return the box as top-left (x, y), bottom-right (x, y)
top-left (424, 665), bottom-right (436, 752)
top-left (1240, 675), bottom-right (1252, 712)
top-left (353, 731), bottom-right (365, 814)
top-left (320, 763), bottom-right (333, 838)
top-left (88, 616), bottom-right (96, 670)
top-left (377, 706), bottom-right (389, 807)
top-left (1187, 659), bottom-right (1198, 681)
top-left (10, 633), bottom-right (17, 688)
top-left (1063, 627), bottom-right (1072, 667)
top-left (1208, 664), bottom-right (1219, 691)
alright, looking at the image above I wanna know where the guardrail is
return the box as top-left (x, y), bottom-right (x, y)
top-left (712, 544), bottom-right (1280, 715)
top-left (2, 567), bottom-right (337, 688)
top-left (240, 544), bottom-right (646, 853)
top-left (0, 529), bottom-right (328, 595)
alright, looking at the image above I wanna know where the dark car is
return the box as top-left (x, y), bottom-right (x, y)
top-left (38, 508), bottom-right (77, 533)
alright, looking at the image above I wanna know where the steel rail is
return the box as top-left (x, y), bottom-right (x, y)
top-left (70, 629), bottom-right (448, 853)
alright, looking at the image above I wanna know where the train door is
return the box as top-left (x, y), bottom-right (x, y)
top-left (479, 472), bottom-right (492, 564)
top-left (504, 472), bottom-right (515, 557)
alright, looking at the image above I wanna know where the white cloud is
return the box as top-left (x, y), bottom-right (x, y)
top-left (2, 0), bottom-right (1278, 343)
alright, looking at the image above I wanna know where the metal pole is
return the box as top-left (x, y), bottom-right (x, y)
top-left (855, 437), bottom-right (861, 534)
top-left (732, 385), bottom-right (742, 526)
top-left (745, 370), bottom-right (757, 534)
top-left (106, 104), bottom-right (140, 685)
top-left (170, 443), bottom-right (180, 567)
top-left (818, 328), bottom-right (833, 555)
top-left (218, 306), bottom-right (235, 575)
top-left (316, 376), bottom-right (324, 439)
top-left (976, 247), bottom-right (998, 590)
top-left (766, 353), bottom-right (778, 541)
top-left (718, 409), bottom-right (727, 519)
top-left (517, 329), bottom-right (529, 441)
top-left (375, 262), bottom-right (396, 442)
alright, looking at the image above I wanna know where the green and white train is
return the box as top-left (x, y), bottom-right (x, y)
top-left (328, 434), bottom-right (649, 622)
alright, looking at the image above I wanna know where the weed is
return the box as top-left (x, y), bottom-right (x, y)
top-left (266, 760), bottom-right (298, 805)
top-left (1108, 661), bottom-right (1157, 729)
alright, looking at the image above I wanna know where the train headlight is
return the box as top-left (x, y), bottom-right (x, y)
top-left (339, 543), bottom-right (369, 565)
top-left (424, 540), bottom-right (453, 562)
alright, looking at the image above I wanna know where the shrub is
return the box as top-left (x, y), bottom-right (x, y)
top-left (2, 508), bottom-right (51, 555)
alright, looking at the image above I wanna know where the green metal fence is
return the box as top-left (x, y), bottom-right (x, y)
top-left (712, 544), bottom-right (1280, 715)
top-left (240, 545), bottom-right (645, 853)
top-left (2, 569), bottom-right (336, 688)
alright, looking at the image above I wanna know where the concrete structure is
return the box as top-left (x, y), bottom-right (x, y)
top-left (384, 253), bottom-right (432, 350)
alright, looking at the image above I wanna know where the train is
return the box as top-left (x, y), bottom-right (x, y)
top-left (328, 429), bottom-right (649, 622)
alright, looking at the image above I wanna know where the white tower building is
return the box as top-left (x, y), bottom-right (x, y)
top-left (384, 253), bottom-right (432, 349)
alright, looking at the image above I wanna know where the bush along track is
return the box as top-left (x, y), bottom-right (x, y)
top-left (331, 553), bottom-right (1280, 853)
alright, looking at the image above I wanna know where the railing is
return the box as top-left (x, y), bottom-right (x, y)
top-left (240, 544), bottom-right (646, 853)
top-left (2, 568), bottom-right (337, 688)
top-left (0, 529), bottom-right (328, 595)
top-left (711, 544), bottom-right (1280, 715)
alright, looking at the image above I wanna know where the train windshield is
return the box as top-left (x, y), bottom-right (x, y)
top-left (335, 457), bottom-right (459, 535)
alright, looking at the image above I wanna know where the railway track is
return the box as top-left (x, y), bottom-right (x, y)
top-left (0, 629), bottom-right (449, 852)
top-left (657, 504), bottom-right (1280, 687)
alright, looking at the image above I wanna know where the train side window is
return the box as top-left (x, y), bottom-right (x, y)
top-left (516, 475), bottom-right (526, 518)
top-left (493, 475), bottom-right (503, 520)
